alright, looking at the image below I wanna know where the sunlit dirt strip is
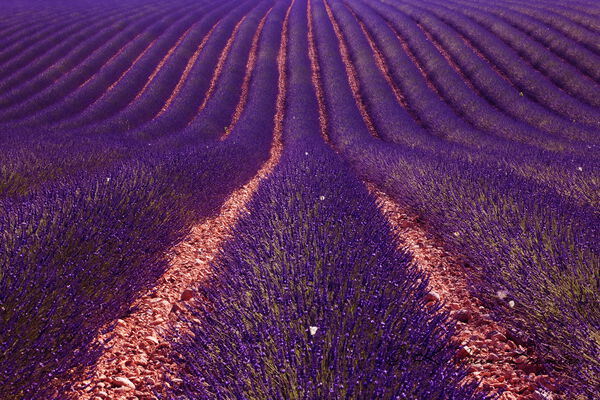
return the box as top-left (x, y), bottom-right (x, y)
top-left (220, 8), bottom-right (272, 140)
top-left (77, 32), bottom-right (145, 90)
top-left (369, 185), bottom-right (561, 400)
top-left (68, 3), bottom-right (289, 399)
top-left (156, 20), bottom-right (221, 117)
top-left (321, 0), bottom-right (379, 139)
top-left (307, 2), bottom-right (560, 397)
top-left (386, 21), bottom-right (453, 103)
top-left (133, 24), bottom-right (195, 101)
top-left (456, 30), bottom-right (519, 92)
top-left (187, 15), bottom-right (248, 125)
top-left (307, 0), bottom-right (331, 145)
top-left (416, 21), bottom-right (483, 96)
top-left (344, 3), bottom-right (427, 130)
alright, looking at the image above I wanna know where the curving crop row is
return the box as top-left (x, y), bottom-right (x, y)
top-left (89, 0), bottom-right (261, 137)
top-left (180, 7), bottom-right (272, 141)
top-left (133, 0), bottom-right (275, 141)
top-left (34, 1), bottom-right (237, 134)
top-left (450, 0), bottom-right (600, 82)
top-left (489, 1), bottom-right (600, 55)
top-left (436, 0), bottom-right (600, 108)
top-left (0, 6), bottom-right (199, 127)
top-left (0, 8), bottom-right (102, 56)
top-left (0, 4), bottom-right (188, 119)
top-left (377, 1), bottom-right (598, 146)
top-left (0, 2), bottom-right (159, 87)
top-left (390, 0), bottom-right (600, 128)
top-left (169, 1), bottom-right (487, 398)
top-left (361, 2), bottom-right (577, 150)
top-left (0, 3), bottom-right (126, 62)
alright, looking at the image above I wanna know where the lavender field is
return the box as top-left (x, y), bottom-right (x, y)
top-left (0, 0), bottom-right (598, 399)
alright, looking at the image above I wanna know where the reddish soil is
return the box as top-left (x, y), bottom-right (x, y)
top-left (221, 8), bottom-right (272, 140)
top-left (190, 15), bottom-right (247, 123)
top-left (135, 24), bottom-right (193, 101)
top-left (321, 0), bottom-right (379, 139)
top-left (158, 21), bottom-right (220, 116)
top-left (70, 166), bottom-right (280, 399)
top-left (370, 185), bottom-right (560, 400)
top-left (68, 10), bottom-right (288, 393)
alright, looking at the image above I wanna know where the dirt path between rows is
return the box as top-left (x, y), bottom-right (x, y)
top-left (370, 185), bottom-right (561, 400)
top-left (68, 21), bottom-right (288, 395)
top-left (70, 154), bottom-right (282, 399)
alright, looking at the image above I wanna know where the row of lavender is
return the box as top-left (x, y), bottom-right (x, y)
top-left (168, 0), bottom-right (599, 397)
top-left (0, 0), bottom-right (284, 397)
top-left (305, 0), bottom-right (599, 397)
top-left (168, 2), bottom-right (487, 397)
top-left (0, 0), bottom-right (598, 398)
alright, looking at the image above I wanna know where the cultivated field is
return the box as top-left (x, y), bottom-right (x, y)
top-left (0, 0), bottom-right (598, 399)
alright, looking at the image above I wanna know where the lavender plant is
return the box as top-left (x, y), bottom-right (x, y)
top-left (169, 148), bottom-right (488, 400)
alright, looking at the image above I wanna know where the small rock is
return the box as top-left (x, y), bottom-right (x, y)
top-left (180, 289), bottom-right (194, 301)
top-left (424, 291), bottom-right (440, 302)
top-left (112, 376), bottom-right (136, 390)
top-left (486, 330), bottom-right (506, 342)
top-left (505, 340), bottom-right (517, 350)
top-left (130, 377), bottom-right (142, 385)
top-left (534, 375), bottom-right (557, 391)
top-left (144, 377), bottom-right (156, 386)
top-left (96, 391), bottom-right (108, 399)
top-left (136, 353), bottom-right (149, 365)
top-left (456, 346), bottom-right (473, 359)
top-left (452, 309), bottom-right (472, 323)
top-left (515, 355), bottom-right (528, 364)
top-left (506, 329), bottom-right (528, 346)
top-left (532, 389), bottom-right (554, 400)
top-left (145, 336), bottom-right (160, 346)
top-left (492, 381), bottom-right (507, 389)
top-left (487, 353), bottom-right (500, 362)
